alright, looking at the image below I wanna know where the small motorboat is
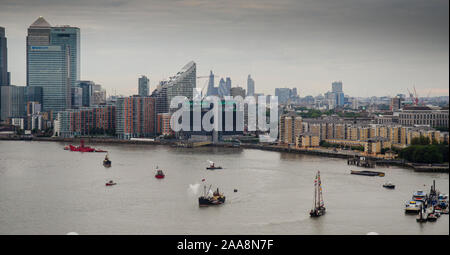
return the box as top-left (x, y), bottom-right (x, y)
top-left (382, 182), bottom-right (395, 189)
top-left (206, 160), bottom-right (222, 170)
top-left (155, 167), bottom-right (165, 179)
top-left (351, 170), bottom-right (385, 177)
top-left (105, 180), bottom-right (116, 186)
top-left (103, 154), bottom-right (111, 168)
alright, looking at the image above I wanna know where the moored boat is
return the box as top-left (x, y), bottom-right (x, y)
top-left (350, 170), bottom-right (385, 177)
top-left (405, 200), bottom-right (421, 214)
top-left (412, 190), bottom-right (427, 203)
top-left (310, 171), bottom-right (326, 217)
top-left (427, 213), bottom-right (438, 222)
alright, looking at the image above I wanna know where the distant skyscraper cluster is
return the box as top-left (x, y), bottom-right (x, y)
top-left (206, 70), bottom-right (233, 98)
top-left (275, 87), bottom-right (298, 104)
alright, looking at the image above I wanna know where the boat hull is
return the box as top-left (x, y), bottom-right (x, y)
top-left (103, 160), bottom-right (111, 167)
top-left (206, 167), bottom-right (222, 170)
top-left (351, 170), bottom-right (385, 177)
top-left (198, 196), bottom-right (226, 207)
top-left (310, 207), bottom-right (326, 217)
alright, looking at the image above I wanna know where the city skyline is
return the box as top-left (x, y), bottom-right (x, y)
top-left (0, 0), bottom-right (448, 98)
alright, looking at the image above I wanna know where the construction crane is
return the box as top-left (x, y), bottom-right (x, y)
top-left (406, 86), bottom-right (419, 106)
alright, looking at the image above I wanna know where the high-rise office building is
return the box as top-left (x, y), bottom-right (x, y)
top-left (77, 80), bottom-right (94, 107)
top-left (225, 77), bottom-right (231, 96)
top-left (331, 81), bottom-right (344, 107)
top-left (50, 25), bottom-right (80, 89)
top-left (206, 70), bottom-right (216, 96)
top-left (27, 17), bottom-right (80, 113)
top-left (0, 26), bottom-right (10, 86)
top-left (138, 75), bottom-right (149, 97)
top-left (247, 74), bottom-right (255, 96)
top-left (71, 86), bottom-right (82, 108)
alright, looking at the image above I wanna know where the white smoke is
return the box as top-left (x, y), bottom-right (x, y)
top-left (188, 183), bottom-right (201, 196)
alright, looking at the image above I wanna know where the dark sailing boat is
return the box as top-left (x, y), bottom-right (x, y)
top-left (103, 154), bottom-right (111, 167)
top-left (198, 185), bottom-right (226, 207)
top-left (310, 171), bottom-right (326, 217)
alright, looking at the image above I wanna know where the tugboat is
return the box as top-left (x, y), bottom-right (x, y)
top-left (103, 154), bottom-right (111, 168)
top-left (206, 161), bottom-right (222, 170)
top-left (310, 171), bottom-right (326, 217)
top-left (382, 182), bottom-right (395, 189)
top-left (105, 180), bottom-right (116, 186)
top-left (198, 185), bottom-right (226, 207)
top-left (350, 170), bottom-right (385, 177)
top-left (155, 166), bottom-right (165, 179)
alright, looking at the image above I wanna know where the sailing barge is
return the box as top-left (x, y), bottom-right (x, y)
top-left (310, 171), bottom-right (326, 217)
top-left (198, 185), bottom-right (226, 207)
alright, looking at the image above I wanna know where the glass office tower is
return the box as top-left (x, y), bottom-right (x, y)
top-left (28, 45), bottom-right (70, 112)
top-left (51, 26), bottom-right (80, 89)
top-left (26, 16), bottom-right (79, 113)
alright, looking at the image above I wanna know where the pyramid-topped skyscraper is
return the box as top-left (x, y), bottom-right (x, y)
top-left (26, 16), bottom-right (80, 113)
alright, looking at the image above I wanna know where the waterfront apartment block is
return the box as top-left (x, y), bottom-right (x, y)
top-left (156, 112), bottom-right (173, 136)
top-left (57, 105), bottom-right (115, 137)
top-left (279, 113), bottom-right (302, 145)
top-left (296, 132), bottom-right (320, 148)
top-left (282, 115), bottom-right (449, 154)
top-left (116, 96), bottom-right (155, 139)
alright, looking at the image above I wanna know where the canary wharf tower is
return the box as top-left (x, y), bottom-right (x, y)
top-left (27, 16), bottom-right (80, 113)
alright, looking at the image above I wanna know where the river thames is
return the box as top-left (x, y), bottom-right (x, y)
top-left (0, 140), bottom-right (448, 235)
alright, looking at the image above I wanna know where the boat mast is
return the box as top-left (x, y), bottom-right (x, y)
top-left (318, 171), bottom-right (323, 207)
top-left (313, 172), bottom-right (318, 210)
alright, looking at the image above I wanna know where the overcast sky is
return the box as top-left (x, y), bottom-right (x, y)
top-left (0, 0), bottom-right (448, 97)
